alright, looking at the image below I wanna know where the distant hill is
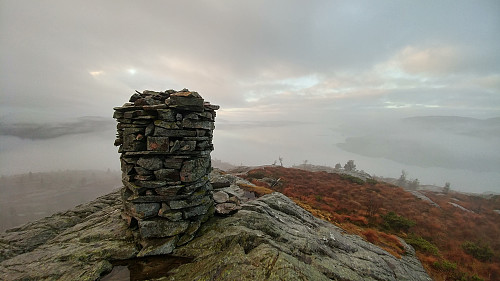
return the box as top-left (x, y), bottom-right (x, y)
top-left (403, 116), bottom-right (500, 139)
top-left (337, 116), bottom-right (500, 172)
top-left (0, 116), bottom-right (115, 140)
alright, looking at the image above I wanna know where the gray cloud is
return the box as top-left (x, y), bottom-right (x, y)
top-left (2, 1), bottom-right (499, 116)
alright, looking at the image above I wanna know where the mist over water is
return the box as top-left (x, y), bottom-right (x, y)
top-left (212, 114), bottom-right (500, 194)
top-left (2, 112), bottom-right (497, 194)
top-left (0, 132), bottom-right (120, 175)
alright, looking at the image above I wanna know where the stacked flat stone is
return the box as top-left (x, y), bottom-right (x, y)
top-left (113, 89), bottom-right (219, 257)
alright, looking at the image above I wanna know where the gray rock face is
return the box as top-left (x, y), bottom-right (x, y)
top-left (171, 192), bottom-right (432, 281)
top-left (0, 191), bottom-right (138, 280)
top-left (0, 183), bottom-right (431, 280)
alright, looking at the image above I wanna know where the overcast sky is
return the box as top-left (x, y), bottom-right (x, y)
top-left (1, 1), bottom-right (499, 192)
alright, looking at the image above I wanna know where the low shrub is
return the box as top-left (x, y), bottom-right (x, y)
top-left (382, 211), bottom-right (416, 233)
top-left (246, 170), bottom-right (266, 179)
top-left (432, 259), bottom-right (457, 272)
top-left (340, 174), bottom-right (365, 185)
top-left (405, 234), bottom-right (439, 255)
top-left (462, 241), bottom-right (494, 262)
top-left (362, 229), bottom-right (379, 244)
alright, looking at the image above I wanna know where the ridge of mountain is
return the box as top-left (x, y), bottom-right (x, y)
top-left (0, 172), bottom-right (431, 281)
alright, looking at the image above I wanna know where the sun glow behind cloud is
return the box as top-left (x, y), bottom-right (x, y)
top-left (89, 70), bottom-right (104, 77)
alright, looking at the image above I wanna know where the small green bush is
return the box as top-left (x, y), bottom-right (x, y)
top-left (433, 259), bottom-right (456, 271)
top-left (462, 241), bottom-right (494, 262)
top-left (340, 174), bottom-right (365, 185)
top-left (405, 234), bottom-right (439, 255)
top-left (382, 211), bottom-right (416, 233)
top-left (247, 170), bottom-right (266, 179)
top-left (366, 178), bottom-right (378, 185)
top-left (468, 274), bottom-right (484, 281)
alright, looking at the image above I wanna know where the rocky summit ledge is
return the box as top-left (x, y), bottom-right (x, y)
top-left (0, 175), bottom-right (431, 281)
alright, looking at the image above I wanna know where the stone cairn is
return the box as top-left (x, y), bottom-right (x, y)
top-left (113, 89), bottom-right (219, 257)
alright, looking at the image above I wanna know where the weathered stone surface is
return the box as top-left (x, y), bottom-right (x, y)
top-left (197, 140), bottom-right (209, 150)
top-left (147, 136), bottom-right (169, 151)
top-left (183, 201), bottom-right (213, 219)
top-left (122, 128), bottom-right (146, 151)
top-left (113, 111), bottom-right (124, 119)
top-left (170, 195), bottom-right (211, 210)
top-left (121, 157), bottom-right (137, 165)
top-left (213, 191), bottom-right (230, 203)
top-left (184, 136), bottom-right (210, 141)
top-left (155, 186), bottom-right (181, 196)
top-left (156, 109), bottom-right (176, 121)
top-left (180, 157), bottom-right (210, 183)
top-left (137, 236), bottom-right (179, 257)
top-left (164, 158), bottom-right (183, 169)
top-left (120, 159), bottom-right (134, 175)
top-left (135, 181), bottom-right (167, 189)
top-left (215, 202), bottom-right (241, 215)
top-left (124, 202), bottom-right (160, 219)
top-left (114, 104), bottom-right (142, 111)
top-left (138, 219), bottom-right (189, 238)
top-left (171, 91), bottom-right (202, 98)
top-left (175, 179), bottom-right (210, 197)
top-left (177, 220), bottom-right (202, 246)
top-left (124, 150), bottom-right (211, 156)
top-left (137, 157), bottom-right (163, 170)
top-left (153, 128), bottom-right (197, 137)
top-left (128, 195), bottom-right (174, 203)
top-left (158, 203), bottom-right (183, 221)
top-left (143, 104), bottom-right (168, 110)
top-left (210, 171), bottom-right (232, 189)
top-left (182, 119), bottom-right (215, 130)
top-left (0, 191), bottom-right (138, 280)
top-left (134, 166), bottom-right (153, 176)
top-left (179, 141), bottom-right (196, 151)
top-left (204, 102), bottom-right (220, 110)
top-left (169, 140), bottom-right (181, 152)
top-left (169, 191), bottom-right (432, 281)
top-left (169, 92), bottom-right (204, 112)
top-left (145, 123), bottom-right (155, 136)
top-left (154, 120), bottom-right (180, 129)
top-left (134, 174), bottom-right (155, 181)
top-left (122, 181), bottom-right (147, 196)
top-left (154, 168), bottom-right (180, 181)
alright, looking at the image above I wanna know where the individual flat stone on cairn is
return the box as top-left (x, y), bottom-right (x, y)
top-left (113, 89), bottom-right (219, 257)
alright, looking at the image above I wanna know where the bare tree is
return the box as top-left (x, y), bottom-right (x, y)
top-left (443, 182), bottom-right (451, 194)
top-left (367, 196), bottom-right (383, 218)
top-left (344, 160), bottom-right (356, 171)
top-left (397, 170), bottom-right (407, 187)
top-left (408, 178), bottom-right (420, 190)
top-left (278, 156), bottom-right (283, 167)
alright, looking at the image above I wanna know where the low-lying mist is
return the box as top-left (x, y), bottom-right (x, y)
top-left (1, 115), bottom-right (499, 194)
